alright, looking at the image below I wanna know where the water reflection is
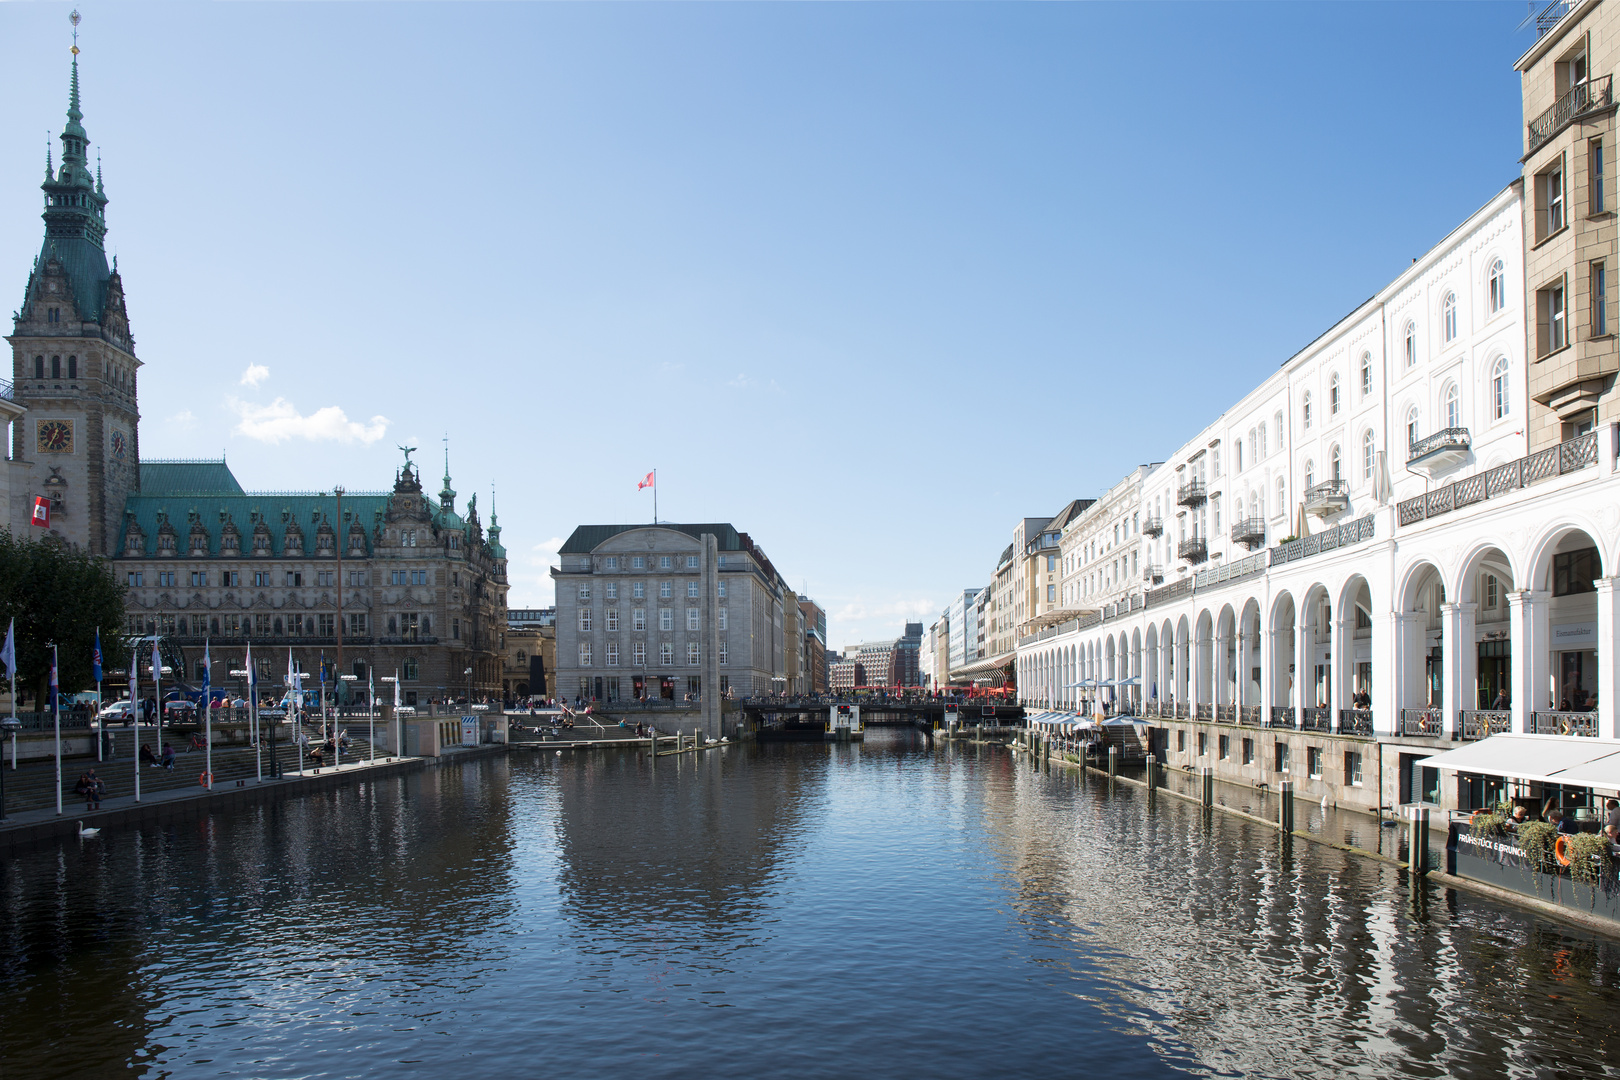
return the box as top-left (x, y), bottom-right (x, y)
top-left (1, 737), bottom-right (1618, 1077)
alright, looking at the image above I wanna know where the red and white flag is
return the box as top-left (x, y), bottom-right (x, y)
top-left (30, 496), bottom-right (49, 528)
top-left (637, 471), bottom-right (654, 490)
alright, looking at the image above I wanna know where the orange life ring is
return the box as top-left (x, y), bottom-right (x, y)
top-left (1555, 834), bottom-right (1573, 867)
top-left (199, 771), bottom-right (212, 788)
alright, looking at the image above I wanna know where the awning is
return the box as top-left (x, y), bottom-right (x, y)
top-left (1412, 734), bottom-right (1620, 787)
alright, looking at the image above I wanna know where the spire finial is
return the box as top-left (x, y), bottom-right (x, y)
top-left (68, 12), bottom-right (82, 123)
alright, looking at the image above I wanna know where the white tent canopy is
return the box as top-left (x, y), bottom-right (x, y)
top-left (1412, 734), bottom-right (1620, 788)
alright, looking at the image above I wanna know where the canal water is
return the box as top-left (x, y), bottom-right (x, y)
top-left (3, 732), bottom-right (1620, 1079)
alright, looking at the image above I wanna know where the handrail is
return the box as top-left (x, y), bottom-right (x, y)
top-left (1176, 481), bottom-right (1207, 507)
top-left (1397, 430), bottom-right (1600, 528)
top-left (1407, 426), bottom-right (1471, 463)
top-left (1527, 73), bottom-right (1613, 155)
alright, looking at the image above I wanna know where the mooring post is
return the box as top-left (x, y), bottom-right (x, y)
top-left (1107, 744), bottom-right (1118, 779)
top-left (694, 727), bottom-right (701, 751)
top-left (1280, 780), bottom-right (1295, 832)
top-left (1408, 805), bottom-right (1430, 874)
top-left (1145, 752), bottom-right (1157, 787)
top-left (1201, 766), bottom-right (1214, 808)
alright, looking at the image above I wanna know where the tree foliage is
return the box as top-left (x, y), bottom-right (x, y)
top-left (0, 530), bottom-right (126, 705)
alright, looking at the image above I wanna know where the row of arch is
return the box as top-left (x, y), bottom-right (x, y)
top-left (1017, 516), bottom-right (1617, 736)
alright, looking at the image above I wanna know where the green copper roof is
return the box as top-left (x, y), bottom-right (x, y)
top-left (558, 523), bottom-right (743, 555)
top-left (140, 460), bottom-right (247, 496)
top-left (117, 492), bottom-right (394, 558)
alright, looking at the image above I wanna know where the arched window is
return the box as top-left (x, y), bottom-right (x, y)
top-left (1260, 420), bottom-right (1270, 457)
top-left (1235, 441), bottom-right (1243, 472)
top-left (1330, 444), bottom-right (1342, 484)
top-left (1303, 392), bottom-right (1313, 429)
top-left (1404, 322), bottom-right (1417, 368)
top-left (50, 356), bottom-right (60, 379)
top-left (1304, 460), bottom-right (1315, 489)
top-left (33, 356), bottom-right (42, 378)
top-left (1248, 427), bottom-right (1258, 463)
top-left (1492, 356), bottom-right (1510, 420)
top-left (1276, 476), bottom-right (1285, 515)
top-left (1361, 352), bottom-right (1373, 397)
top-left (1442, 292), bottom-right (1457, 342)
top-left (67, 356), bottom-right (76, 379)
top-left (1443, 383), bottom-right (1460, 429)
top-left (1256, 486), bottom-right (1265, 518)
top-left (1330, 373), bottom-right (1341, 415)
top-left (1488, 258), bottom-right (1506, 313)
top-left (1362, 429), bottom-right (1376, 480)
top-left (1406, 406), bottom-right (1420, 451)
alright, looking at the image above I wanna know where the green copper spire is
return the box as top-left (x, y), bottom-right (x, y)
top-left (24, 34), bottom-right (111, 325)
top-left (439, 436), bottom-right (457, 513)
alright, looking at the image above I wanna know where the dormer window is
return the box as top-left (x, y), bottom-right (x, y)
top-left (46, 308), bottom-right (59, 325)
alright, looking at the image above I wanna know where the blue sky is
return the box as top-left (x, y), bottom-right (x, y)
top-left (0, 2), bottom-right (1535, 649)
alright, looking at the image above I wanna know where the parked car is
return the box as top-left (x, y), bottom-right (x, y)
top-left (97, 699), bottom-right (137, 727)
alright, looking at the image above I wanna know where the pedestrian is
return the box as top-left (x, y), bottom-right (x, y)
top-left (160, 742), bottom-right (175, 770)
top-left (74, 771), bottom-right (94, 809)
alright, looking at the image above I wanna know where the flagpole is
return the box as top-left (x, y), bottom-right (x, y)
top-left (153, 639), bottom-right (162, 758)
top-left (653, 468), bottom-right (657, 524)
top-left (130, 643), bottom-right (140, 803)
top-left (249, 641), bottom-right (262, 783)
top-left (7, 619), bottom-right (16, 772)
top-left (203, 638), bottom-right (212, 791)
top-left (368, 670), bottom-right (376, 764)
top-left (95, 628), bottom-right (103, 763)
top-left (52, 644), bottom-right (61, 817)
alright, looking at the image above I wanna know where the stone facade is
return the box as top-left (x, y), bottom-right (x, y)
top-left (1518, 0), bottom-right (1620, 449)
top-left (551, 523), bottom-right (793, 704)
top-left (113, 457), bottom-right (509, 706)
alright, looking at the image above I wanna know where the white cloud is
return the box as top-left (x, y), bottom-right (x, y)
top-left (513, 537), bottom-right (566, 606)
top-left (166, 409), bottom-right (197, 428)
top-left (239, 363), bottom-right (270, 389)
top-left (230, 396), bottom-right (389, 445)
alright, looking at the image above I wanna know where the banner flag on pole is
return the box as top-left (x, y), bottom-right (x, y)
top-left (0, 619), bottom-right (15, 680)
top-left (637, 471), bottom-right (654, 490)
top-left (151, 638), bottom-right (162, 682)
top-left (30, 496), bottom-right (49, 528)
top-left (50, 646), bottom-right (58, 712)
top-left (201, 640), bottom-right (210, 699)
top-left (92, 628), bottom-right (103, 684)
top-left (247, 641), bottom-right (256, 693)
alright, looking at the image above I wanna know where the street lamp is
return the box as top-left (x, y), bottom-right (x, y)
top-left (464, 666), bottom-right (473, 706)
top-left (0, 713), bottom-right (19, 820)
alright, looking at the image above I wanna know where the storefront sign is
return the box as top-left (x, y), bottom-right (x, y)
top-left (1552, 622), bottom-right (1597, 648)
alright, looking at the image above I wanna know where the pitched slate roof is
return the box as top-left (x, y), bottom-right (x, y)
top-left (558, 523), bottom-right (743, 555)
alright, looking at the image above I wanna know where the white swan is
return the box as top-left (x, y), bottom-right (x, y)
top-left (77, 821), bottom-right (101, 837)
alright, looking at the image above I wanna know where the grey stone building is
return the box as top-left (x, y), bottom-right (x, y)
top-left (551, 523), bottom-right (790, 705)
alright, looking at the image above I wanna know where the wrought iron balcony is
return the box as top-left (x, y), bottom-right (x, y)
top-left (1229, 517), bottom-right (1266, 549)
top-left (1142, 563), bottom-right (1164, 585)
top-left (1176, 481), bottom-right (1207, 508)
top-left (1303, 479), bottom-right (1349, 518)
top-left (1141, 516), bottom-right (1163, 538)
top-left (1177, 537), bottom-right (1208, 564)
top-left (1527, 73), bottom-right (1613, 156)
top-left (1406, 426), bottom-right (1470, 470)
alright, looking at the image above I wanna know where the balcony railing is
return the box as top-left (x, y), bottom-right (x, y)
top-left (1303, 479), bottom-right (1349, 517)
top-left (1142, 516), bottom-right (1164, 538)
top-left (1459, 710), bottom-right (1511, 741)
top-left (1268, 706), bottom-right (1296, 730)
top-left (1196, 703), bottom-right (1214, 721)
top-left (1177, 537), bottom-right (1208, 564)
top-left (1215, 704), bottom-right (1236, 723)
top-left (1531, 710), bottom-right (1598, 737)
top-left (1238, 705), bottom-right (1261, 726)
top-left (1230, 517), bottom-right (1266, 549)
top-left (1176, 481), bottom-right (1207, 508)
top-left (1527, 73), bottom-right (1614, 156)
top-left (1299, 707), bottom-right (1333, 733)
top-left (1406, 427), bottom-right (1471, 466)
top-left (1338, 709), bottom-right (1374, 736)
top-left (1270, 514), bottom-right (1375, 567)
top-left (1398, 708), bottom-right (1444, 737)
top-left (1142, 564), bottom-right (1164, 585)
top-left (0, 378), bottom-right (12, 401)
top-left (1398, 430), bottom-right (1601, 528)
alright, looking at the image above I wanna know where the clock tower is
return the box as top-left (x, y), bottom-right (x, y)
top-left (7, 48), bottom-right (140, 554)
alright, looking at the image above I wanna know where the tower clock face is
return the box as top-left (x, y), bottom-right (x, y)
top-left (36, 419), bottom-right (73, 454)
top-left (110, 431), bottom-right (126, 460)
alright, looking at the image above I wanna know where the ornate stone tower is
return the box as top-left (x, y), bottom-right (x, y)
top-left (7, 49), bottom-right (140, 553)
